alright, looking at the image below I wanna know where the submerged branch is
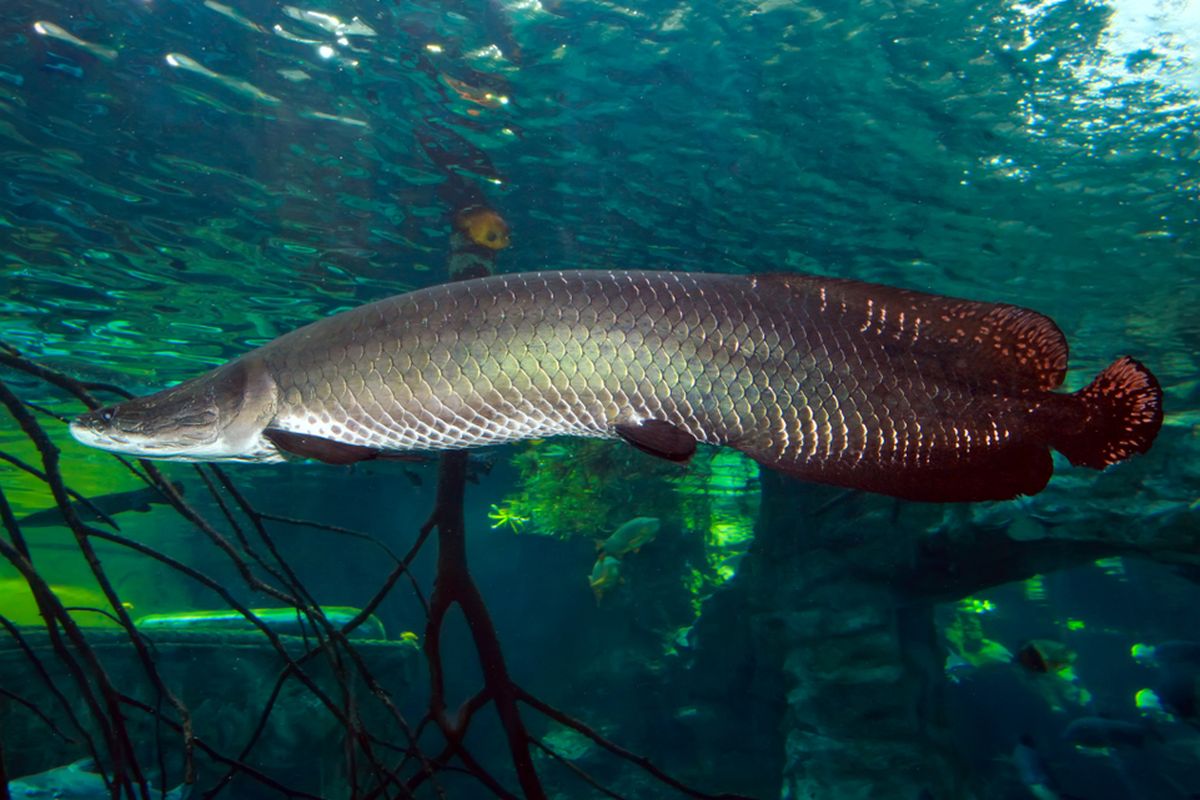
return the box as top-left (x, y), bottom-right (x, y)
top-left (1, 338), bottom-right (766, 800)
top-left (0, 450), bottom-right (121, 530)
top-left (516, 688), bottom-right (757, 800)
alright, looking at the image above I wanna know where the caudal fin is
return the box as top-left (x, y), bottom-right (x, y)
top-left (1051, 357), bottom-right (1163, 469)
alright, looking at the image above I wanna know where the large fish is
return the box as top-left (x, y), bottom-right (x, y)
top-left (69, 270), bottom-right (1162, 502)
top-left (7, 758), bottom-right (189, 800)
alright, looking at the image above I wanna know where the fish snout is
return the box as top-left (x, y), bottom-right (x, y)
top-left (70, 407), bottom-right (125, 446)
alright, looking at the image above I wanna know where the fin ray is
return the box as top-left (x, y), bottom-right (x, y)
top-left (1044, 356), bottom-right (1162, 468)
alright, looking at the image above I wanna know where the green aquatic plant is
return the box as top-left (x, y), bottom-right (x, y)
top-left (501, 439), bottom-right (678, 539)
top-left (675, 449), bottom-right (760, 588)
top-left (487, 501), bottom-right (530, 533)
top-left (960, 596), bottom-right (997, 615)
top-left (494, 439), bottom-right (763, 647)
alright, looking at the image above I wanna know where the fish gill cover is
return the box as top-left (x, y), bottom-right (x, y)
top-left (0, 0), bottom-right (1197, 799)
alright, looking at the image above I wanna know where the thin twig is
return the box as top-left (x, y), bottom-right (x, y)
top-left (0, 450), bottom-right (121, 530)
top-left (529, 738), bottom-right (626, 800)
top-left (517, 688), bottom-right (757, 800)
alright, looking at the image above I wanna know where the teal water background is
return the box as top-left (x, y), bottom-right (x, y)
top-left (1, 0), bottom-right (1196, 393)
top-left (1, 1), bottom-right (1198, 798)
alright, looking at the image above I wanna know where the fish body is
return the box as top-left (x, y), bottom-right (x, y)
top-left (589, 555), bottom-right (622, 601)
top-left (1135, 641), bottom-right (1200, 720)
top-left (32, 22), bottom-right (117, 61)
top-left (1153, 669), bottom-right (1200, 720)
top-left (599, 516), bottom-right (660, 557)
top-left (134, 606), bottom-right (386, 640)
top-left (7, 759), bottom-right (190, 800)
top-left (1061, 717), bottom-right (1153, 749)
top-left (70, 270), bottom-right (1163, 502)
top-left (1139, 640), bottom-right (1200, 668)
top-left (1013, 736), bottom-right (1064, 800)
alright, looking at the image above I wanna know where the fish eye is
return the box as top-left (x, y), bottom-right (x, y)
top-left (99, 409), bottom-right (114, 424)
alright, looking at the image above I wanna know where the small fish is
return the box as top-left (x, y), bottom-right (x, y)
top-left (17, 482), bottom-right (182, 530)
top-left (453, 206), bottom-right (510, 250)
top-left (1133, 640), bottom-right (1200, 668)
top-left (163, 53), bottom-right (280, 105)
top-left (282, 6), bottom-right (377, 37)
top-left (7, 759), bottom-right (190, 800)
top-left (277, 68), bottom-right (312, 83)
top-left (1133, 641), bottom-right (1200, 721)
top-left (1005, 515), bottom-right (1049, 542)
top-left (40, 55), bottom-right (84, 79)
top-left (588, 555), bottom-right (622, 603)
top-left (203, 1), bottom-right (268, 34)
top-left (32, 22), bottom-right (117, 62)
top-left (1012, 735), bottom-right (1084, 800)
top-left (1061, 717), bottom-right (1156, 750)
top-left (1153, 668), bottom-right (1199, 720)
top-left (597, 516), bottom-right (660, 558)
top-left (443, 75), bottom-right (509, 109)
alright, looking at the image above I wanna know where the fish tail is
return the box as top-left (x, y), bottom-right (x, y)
top-left (1047, 357), bottom-right (1163, 469)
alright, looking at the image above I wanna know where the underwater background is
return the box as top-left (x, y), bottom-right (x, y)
top-left (0, 0), bottom-right (1197, 798)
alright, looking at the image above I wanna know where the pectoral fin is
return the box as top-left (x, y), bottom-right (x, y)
top-left (264, 429), bottom-right (382, 465)
top-left (615, 420), bottom-right (696, 463)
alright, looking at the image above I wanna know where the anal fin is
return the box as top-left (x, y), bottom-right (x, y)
top-left (615, 420), bottom-right (696, 463)
top-left (737, 439), bottom-right (1054, 502)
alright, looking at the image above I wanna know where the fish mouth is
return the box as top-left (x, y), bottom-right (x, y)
top-left (69, 408), bottom-right (220, 458)
top-left (69, 415), bottom-right (177, 457)
top-left (69, 413), bottom-right (286, 463)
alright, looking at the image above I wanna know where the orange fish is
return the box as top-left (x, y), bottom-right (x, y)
top-left (454, 206), bottom-right (510, 250)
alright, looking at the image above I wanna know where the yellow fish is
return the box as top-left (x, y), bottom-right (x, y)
top-left (588, 555), bottom-right (622, 603)
top-left (454, 206), bottom-right (510, 250)
top-left (598, 516), bottom-right (660, 558)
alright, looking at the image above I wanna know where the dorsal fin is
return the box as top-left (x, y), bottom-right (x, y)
top-left (756, 273), bottom-right (1068, 391)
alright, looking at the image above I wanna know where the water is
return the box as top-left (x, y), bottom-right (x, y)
top-left (0, 0), bottom-right (1197, 798)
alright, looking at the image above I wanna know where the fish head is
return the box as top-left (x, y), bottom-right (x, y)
top-left (70, 359), bottom-right (281, 462)
top-left (630, 516), bottom-right (661, 541)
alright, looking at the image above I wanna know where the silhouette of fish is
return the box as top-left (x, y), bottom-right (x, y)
top-left (16, 482), bottom-right (182, 530)
top-left (1062, 717), bottom-right (1156, 749)
top-left (69, 271), bottom-right (1162, 502)
top-left (7, 758), bottom-right (189, 800)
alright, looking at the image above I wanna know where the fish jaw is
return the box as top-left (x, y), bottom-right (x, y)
top-left (70, 358), bottom-right (283, 463)
top-left (69, 419), bottom-right (285, 462)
